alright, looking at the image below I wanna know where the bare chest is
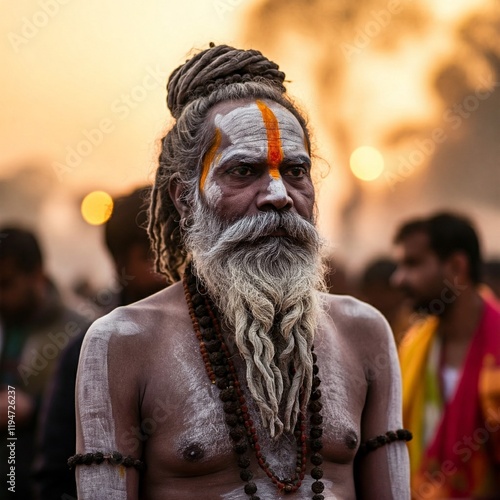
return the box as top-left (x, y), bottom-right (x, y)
top-left (138, 329), bottom-right (368, 482)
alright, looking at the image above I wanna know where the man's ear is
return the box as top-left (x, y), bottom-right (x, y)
top-left (448, 251), bottom-right (469, 282)
top-left (169, 173), bottom-right (191, 219)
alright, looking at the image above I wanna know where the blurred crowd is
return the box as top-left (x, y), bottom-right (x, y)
top-left (1, 185), bottom-right (499, 499)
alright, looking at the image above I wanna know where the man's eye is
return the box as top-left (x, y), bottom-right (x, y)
top-left (230, 166), bottom-right (253, 176)
top-left (285, 166), bottom-right (308, 178)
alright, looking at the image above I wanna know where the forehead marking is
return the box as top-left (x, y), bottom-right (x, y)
top-left (200, 128), bottom-right (222, 192)
top-left (256, 100), bottom-right (283, 180)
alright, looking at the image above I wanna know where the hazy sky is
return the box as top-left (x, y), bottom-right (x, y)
top-left (1, 0), bottom-right (496, 290)
top-left (0, 0), bottom-right (250, 192)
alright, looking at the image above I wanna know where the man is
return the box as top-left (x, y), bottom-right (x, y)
top-left (392, 213), bottom-right (500, 499)
top-left (33, 187), bottom-right (166, 500)
top-left (74, 44), bottom-right (410, 499)
top-left (0, 227), bottom-right (88, 499)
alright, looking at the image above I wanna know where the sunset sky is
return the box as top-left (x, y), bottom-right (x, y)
top-left (0, 0), bottom-right (497, 290)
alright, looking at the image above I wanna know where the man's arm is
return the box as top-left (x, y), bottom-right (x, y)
top-left (75, 313), bottom-right (143, 500)
top-left (354, 309), bottom-right (411, 500)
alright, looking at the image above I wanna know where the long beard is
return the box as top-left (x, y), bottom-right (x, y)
top-left (184, 202), bottom-right (325, 438)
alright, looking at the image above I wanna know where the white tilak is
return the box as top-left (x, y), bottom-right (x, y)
top-left (267, 176), bottom-right (287, 198)
top-left (204, 101), bottom-right (307, 199)
top-left (214, 102), bottom-right (268, 147)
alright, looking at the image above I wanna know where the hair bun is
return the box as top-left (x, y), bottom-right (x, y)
top-left (166, 44), bottom-right (286, 119)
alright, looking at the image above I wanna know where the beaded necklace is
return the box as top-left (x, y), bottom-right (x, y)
top-left (183, 266), bottom-right (326, 499)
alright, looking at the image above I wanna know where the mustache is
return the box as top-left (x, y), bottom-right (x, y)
top-left (193, 209), bottom-right (320, 255)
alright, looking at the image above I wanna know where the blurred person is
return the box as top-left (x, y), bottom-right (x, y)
top-left (33, 186), bottom-right (167, 500)
top-left (481, 260), bottom-right (500, 309)
top-left (0, 227), bottom-right (89, 499)
top-left (357, 258), bottom-right (412, 345)
top-left (73, 44), bottom-right (410, 499)
top-left (392, 212), bottom-right (500, 499)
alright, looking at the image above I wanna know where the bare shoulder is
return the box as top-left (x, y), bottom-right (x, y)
top-left (81, 281), bottom-right (188, 350)
top-left (318, 292), bottom-right (395, 359)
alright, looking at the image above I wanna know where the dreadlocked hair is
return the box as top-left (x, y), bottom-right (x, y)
top-left (149, 43), bottom-right (312, 283)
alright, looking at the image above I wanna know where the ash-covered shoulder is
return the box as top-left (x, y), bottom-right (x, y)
top-left (318, 292), bottom-right (395, 348)
top-left (80, 281), bottom-right (186, 352)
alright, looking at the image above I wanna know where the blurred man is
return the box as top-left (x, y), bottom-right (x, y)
top-left (73, 44), bottom-right (410, 500)
top-left (33, 187), bottom-right (166, 500)
top-left (0, 227), bottom-right (88, 499)
top-left (392, 212), bottom-right (500, 499)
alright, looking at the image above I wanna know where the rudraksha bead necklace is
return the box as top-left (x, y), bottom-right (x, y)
top-left (183, 265), bottom-right (326, 499)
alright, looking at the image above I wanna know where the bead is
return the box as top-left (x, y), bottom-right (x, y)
top-left (237, 456), bottom-right (250, 468)
top-left (223, 401), bottom-right (238, 413)
top-left (230, 427), bottom-right (245, 440)
top-left (310, 390), bottom-right (321, 400)
top-left (210, 352), bottom-right (225, 365)
top-left (195, 305), bottom-right (207, 316)
top-left (313, 365), bottom-right (319, 375)
top-left (311, 467), bottom-right (323, 479)
top-left (233, 442), bottom-right (248, 454)
top-left (205, 340), bottom-right (221, 352)
top-left (216, 378), bottom-right (228, 390)
top-left (244, 482), bottom-right (257, 495)
top-left (225, 414), bottom-right (238, 427)
top-left (312, 481), bottom-right (325, 493)
top-left (310, 414), bottom-right (323, 425)
top-left (311, 439), bottom-right (323, 451)
top-left (240, 469), bottom-right (253, 481)
top-left (312, 376), bottom-right (321, 388)
top-left (311, 453), bottom-right (323, 465)
top-left (309, 401), bottom-right (323, 413)
top-left (214, 365), bottom-right (227, 377)
top-left (312, 495), bottom-right (325, 500)
top-left (310, 427), bottom-right (323, 439)
top-left (220, 387), bottom-right (235, 402)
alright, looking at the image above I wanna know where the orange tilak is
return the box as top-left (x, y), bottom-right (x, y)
top-left (200, 128), bottom-right (222, 191)
top-left (256, 100), bottom-right (283, 179)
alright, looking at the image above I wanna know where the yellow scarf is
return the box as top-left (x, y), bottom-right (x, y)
top-left (398, 316), bottom-right (439, 476)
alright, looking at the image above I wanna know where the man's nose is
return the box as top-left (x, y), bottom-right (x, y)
top-left (256, 176), bottom-right (293, 212)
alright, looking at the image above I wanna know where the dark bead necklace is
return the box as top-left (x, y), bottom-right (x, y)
top-left (183, 266), bottom-right (325, 499)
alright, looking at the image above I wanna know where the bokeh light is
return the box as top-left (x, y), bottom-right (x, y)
top-left (81, 191), bottom-right (113, 225)
top-left (349, 146), bottom-right (385, 181)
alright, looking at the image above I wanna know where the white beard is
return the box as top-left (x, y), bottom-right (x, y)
top-left (184, 203), bottom-right (325, 438)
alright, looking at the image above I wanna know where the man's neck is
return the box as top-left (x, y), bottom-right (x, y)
top-left (438, 288), bottom-right (484, 343)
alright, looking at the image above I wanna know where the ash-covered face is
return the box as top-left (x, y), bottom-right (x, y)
top-left (198, 98), bottom-right (314, 224)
